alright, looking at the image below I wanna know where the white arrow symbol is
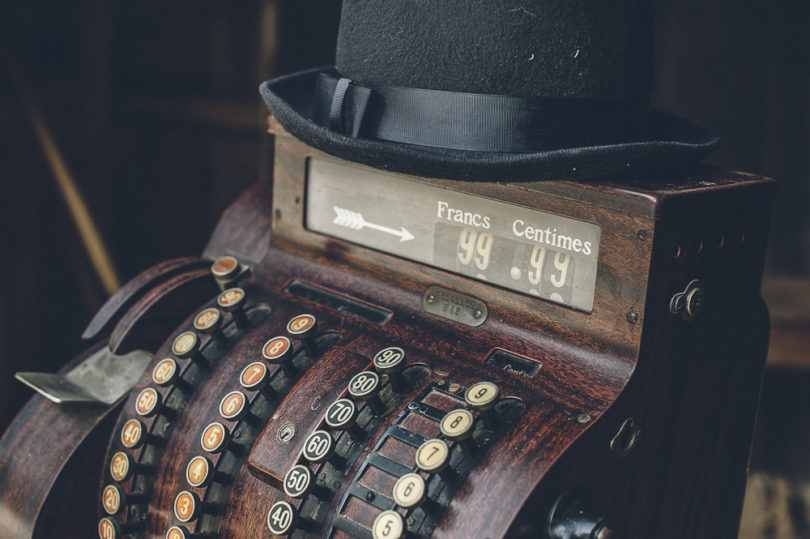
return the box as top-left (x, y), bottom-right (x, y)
top-left (333, 206), bottom-right (414, 242)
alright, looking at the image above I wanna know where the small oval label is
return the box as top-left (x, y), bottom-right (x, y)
top-left (422, 285), bottom-right (488, 327)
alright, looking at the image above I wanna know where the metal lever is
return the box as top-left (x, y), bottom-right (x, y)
top-left (15, 347), bottom-right (151, 405)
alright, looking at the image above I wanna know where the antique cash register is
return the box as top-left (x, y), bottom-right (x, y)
top-left (0, 1), bottom-right (775, 538)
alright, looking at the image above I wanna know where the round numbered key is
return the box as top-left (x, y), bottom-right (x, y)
top-left (121, 418), bottom-right (144, 448)
top-left (372, 510), bottom-right (405, 539)
top-left (217, 287), bottom-right (246, 311)
top-left (166, 525), bottom-right (192, 539)
top-left (348, 371), bottom-right (380, 400)
top-left (262, 336), bottom-right (296, 379)
top-left (415, 439), bottom-right (450, 473)
top-left (372, 347), bottom-right (406, 373)
top-left (440, 409), bottom-right (475, 440)
top-left (392, 473), bottom-right (427, 508)
top-left (98, 517), bottom-right (121, 539)
top-left (101, 485), bottom-right (123, 515)
top-left (121, 418), bottom-right (155, 449)
top-left (186, 455), bottom-right (213, 488)
top-left (174, 490), bottom-right (200, 522)
top-left (219, 391), bottom-right (248, 421)
top-left (218, 288), bottom-right (248, 327)
top-left (110, 451), bottom-right (133, 482)
top-left (283, 465), bottom-right (313, 498)
top-left (262, 336), bottom-right (292, 362)
top-left (287, 314), bottom-right (318, 357)
top-left (372, 346), bottom-right (408, 392)
top-left (99, 517), bottom-right (141, 538)
top-left (302, 430), bottom-right (335, 463)
top-left (211, 255), bottom-right (241, 283)
top-left (286, 314), bottom-right (316, 336)
top-left (324, 398), bottom-right (358, 430)
top-left (172, 331), bottom-right (199, 358)
top-left (194, 307), bottom-right (221, 331)
top-left (200, 422), bottom-right (230, 453)
top-left (135, 387), bottom-right (162, 417)
top-left (348, 370), bottom-right (385, 415)
top-left (240, 361), bottom-right (270, 390)
top-left (103, 485), bottom-right (144, 517)
top-left (267, 500), bottom-right (298, 535)
top-left (152, 358), bottom-right (180, 386)
top-left (194, 307), bottom-right (226, 342)
top-left (464, 381), bottom-right (500, 410)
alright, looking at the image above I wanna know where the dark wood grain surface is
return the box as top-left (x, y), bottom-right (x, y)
top-left (247, 347), bottom-right (371, 486)
top-left (83, 257), bottom-right (210, 341)
top-left (108, 267), bottom-right (219, 355)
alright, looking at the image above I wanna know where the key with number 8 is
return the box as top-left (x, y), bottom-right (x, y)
top-left (440, 408), bottom-right (478, 454)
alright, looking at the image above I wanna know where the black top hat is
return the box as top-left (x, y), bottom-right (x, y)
top-left (260, 0), bottom-right (718, 181)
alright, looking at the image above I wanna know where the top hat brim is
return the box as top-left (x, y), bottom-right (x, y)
top-left (260, 67), bottom-right (719, 182)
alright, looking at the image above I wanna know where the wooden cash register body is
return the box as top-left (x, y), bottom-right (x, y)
top-left (0, 118), bottom-right (774, 538)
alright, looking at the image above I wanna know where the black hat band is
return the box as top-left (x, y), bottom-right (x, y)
top-left (314, 73), bottom-right (650, 153)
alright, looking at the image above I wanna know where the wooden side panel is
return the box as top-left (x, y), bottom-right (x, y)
top-left (247, 347), bottom-right (370, 485)
top-left (108, 268), bottom-right (218, 355)
top-left (0, 342), bottom-right (119, 538)
top-left (508, 191), bottom-right (774, 538)
top-left (83, 257), bottom-right (209, 341)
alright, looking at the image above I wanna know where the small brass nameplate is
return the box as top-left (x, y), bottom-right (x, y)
top-left (422, 286), bottom-right (488, 327)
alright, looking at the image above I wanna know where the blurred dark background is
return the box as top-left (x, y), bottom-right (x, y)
top-left (1, 1), bottom-right (808, 536)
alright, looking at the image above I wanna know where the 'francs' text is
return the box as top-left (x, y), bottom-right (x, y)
top-left (437, 201), bottom-right (491, 229)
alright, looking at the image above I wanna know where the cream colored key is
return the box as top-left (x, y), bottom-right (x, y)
top-left (372, 510), bottom-right (405, 539)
